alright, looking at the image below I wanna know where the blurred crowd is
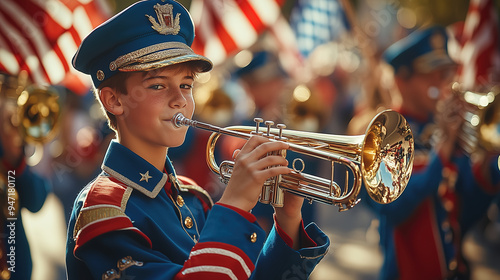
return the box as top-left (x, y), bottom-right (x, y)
top-left (1, 0), bottom-right (500, 279)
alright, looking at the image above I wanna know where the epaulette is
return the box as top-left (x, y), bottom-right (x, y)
top-left (174, 175), bottom-right (214, 211)
top-left (73, 176), bottom-right (151, 252)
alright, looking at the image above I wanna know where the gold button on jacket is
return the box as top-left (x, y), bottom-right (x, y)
top-left (250, 232), bottom-right (257, 243)
top-left (184, 216), bottom-right (193, 229)
top-left (176, 195), bottom-right (184, 207)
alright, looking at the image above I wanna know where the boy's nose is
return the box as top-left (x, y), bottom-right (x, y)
top-left (170, 90), bottom-right (187, 108)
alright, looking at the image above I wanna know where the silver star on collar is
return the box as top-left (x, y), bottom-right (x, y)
top-left (139, 171), bottom-right (152, 182)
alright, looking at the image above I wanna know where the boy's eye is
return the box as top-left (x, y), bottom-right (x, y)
top-left (148, 84), bottom-right (164, 90)
top-left (181, 84), bottom-right (193, 90)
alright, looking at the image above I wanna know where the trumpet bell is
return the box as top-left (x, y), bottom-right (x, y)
top-left (17, 86), bottom-right (60, 144)
top-left (361, 110), bottom-right (414, 204)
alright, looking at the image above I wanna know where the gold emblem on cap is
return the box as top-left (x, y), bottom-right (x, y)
top-left (97, 70), bottom-right (105, 81)
top-left (145, 3), bottom-right (180, 35)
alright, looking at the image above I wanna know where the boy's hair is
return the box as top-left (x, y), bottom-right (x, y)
top-left (95, 61), bottom-right (204, 132)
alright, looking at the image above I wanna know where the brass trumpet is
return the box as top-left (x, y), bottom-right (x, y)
top-left (1, 73), bottom-right (60, 166)
top-left (452, 82), bottom-right (500, 154)
top-left (172, 110), bottom-right (414, 211)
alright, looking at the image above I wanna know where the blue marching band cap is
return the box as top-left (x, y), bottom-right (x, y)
top-left (383, 26), bottom-right (455, 77)
top-left (72, 0), bottom-right (213, 88)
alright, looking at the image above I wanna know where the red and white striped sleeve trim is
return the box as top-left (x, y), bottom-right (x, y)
top-left (73, 176), bottom-right (152, 251)
top-left (177, 242), bottom-right (255, 280)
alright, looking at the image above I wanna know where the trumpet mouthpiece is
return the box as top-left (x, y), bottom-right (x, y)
top-left (172, 112), bottom-right (186, 128)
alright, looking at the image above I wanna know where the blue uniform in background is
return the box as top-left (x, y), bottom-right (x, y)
top-left (363, 113), bottom-right (500, 280)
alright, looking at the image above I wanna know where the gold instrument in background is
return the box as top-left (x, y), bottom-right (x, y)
top-left (0, 73), bottom-right (60, 166)
top-left (172, 110), bottom-right (414, 212)
top-left (452, 82), bottom-right (500, 154)
top-left (17, 86), bottom-right (60, 144)
top-left (1, 73), bottom-right (60, 144)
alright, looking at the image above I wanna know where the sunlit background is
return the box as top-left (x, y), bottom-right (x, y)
top-left (1, 0), bottom-right (499, 279)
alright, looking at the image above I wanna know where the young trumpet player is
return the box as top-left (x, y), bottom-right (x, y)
top-left (65, 1), bottom-right (329, 279)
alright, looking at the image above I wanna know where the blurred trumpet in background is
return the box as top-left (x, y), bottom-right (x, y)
top-left (451, 82), bottom-right (500, 154)
top-left (0, 72), bottom-right (61, 166)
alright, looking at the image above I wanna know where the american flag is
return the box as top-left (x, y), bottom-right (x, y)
top-left (289, 0), bottom-right (350, 58)
top-left (189, 0), bottom-right (286, 66)
top-left (0, 0), bottom-right (111, 95)
top-left (450, 0), bottom-right (500, 91)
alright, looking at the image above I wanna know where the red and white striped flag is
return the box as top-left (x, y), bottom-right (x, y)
top-left (449, 0), bottom-right (500, 91)
top-left (0, 0), bottom-right (111, 95)
top-left (189, 0), bottom-right (286, 66)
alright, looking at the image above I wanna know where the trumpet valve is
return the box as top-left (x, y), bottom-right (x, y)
top-left (276, 124), bottom-right (287, 141)
top-left (265, 120), bottom-right (274, 137)
top-left (260, 184), bottom-right (272, 204)
top-left (252, 118), bottom-right (264, 135)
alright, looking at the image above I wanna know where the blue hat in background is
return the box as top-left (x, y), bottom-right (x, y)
top-left (233, 51), bottom-right (287, 81)
top-left (73, 0), bottom-right (212, 88)
top-left (383, 26), bottom-right (455, 77)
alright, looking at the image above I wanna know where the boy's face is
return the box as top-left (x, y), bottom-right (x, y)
top-left (116, 66), bottom-right (195, 149)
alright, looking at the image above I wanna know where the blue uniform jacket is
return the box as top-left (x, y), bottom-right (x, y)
top-left (66, 140), bottom-right (330, 279)
top-left (362, 115), bottom-right (500, 280)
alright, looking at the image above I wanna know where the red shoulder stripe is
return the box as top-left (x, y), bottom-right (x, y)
top-left (84, 176), bottom-right (128, 207)
top-left (74, 216), bottom-right (152, 253)
top-left (74, 175), bottom-right (152, 251)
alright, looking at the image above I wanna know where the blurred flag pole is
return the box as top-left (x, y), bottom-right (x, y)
top-left (339, 0), bottom-right (394, 114)
top-left (338, 0), bottom-right (376, 62)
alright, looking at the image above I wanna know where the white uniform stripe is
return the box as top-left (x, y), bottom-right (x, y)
top-left (182, 265), bottom-right (238, 280)
top-left (190, 247), bottom-right (251, 277)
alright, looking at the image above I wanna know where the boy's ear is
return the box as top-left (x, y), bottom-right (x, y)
top-left (99, 87), bottom-right (124, 116)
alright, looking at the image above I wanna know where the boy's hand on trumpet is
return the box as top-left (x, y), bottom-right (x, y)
top-left (434, 94), bottom-right (465, 161)
top-left (218, 135), bottom-right (304, 249)
top-left (218, 136), bottom-right (291, 212)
